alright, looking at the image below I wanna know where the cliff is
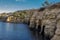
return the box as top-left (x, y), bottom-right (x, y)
top-left (29, 3), bottom-right (60, 40)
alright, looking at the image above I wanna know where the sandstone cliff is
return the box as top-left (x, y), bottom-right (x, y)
top-left (29, 3), bottom-right (60, 40)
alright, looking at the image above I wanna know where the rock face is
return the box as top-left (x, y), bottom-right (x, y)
top-left (29, 3), bottom-right (60, 40)
top-left (7, 16), bottom-right (25, 23)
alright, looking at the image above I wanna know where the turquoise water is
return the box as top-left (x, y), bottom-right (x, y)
top-left (0, 22), bottom-right (34, 40)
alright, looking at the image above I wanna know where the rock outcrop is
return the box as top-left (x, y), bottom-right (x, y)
top-left (29, 3), bottom-right (60, 40)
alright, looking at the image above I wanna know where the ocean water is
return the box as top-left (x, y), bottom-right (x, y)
top-left (0, 22), bottom-right (35, 40)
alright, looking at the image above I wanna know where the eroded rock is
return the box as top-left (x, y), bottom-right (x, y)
top-left (29, 3), bottom-right (60, 40)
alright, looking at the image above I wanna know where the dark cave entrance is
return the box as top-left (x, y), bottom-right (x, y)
top-left (42, 25), bottom-right (50, 40)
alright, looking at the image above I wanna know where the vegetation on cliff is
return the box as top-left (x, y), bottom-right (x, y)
top-left (0, 9), bottom-right (36, 23)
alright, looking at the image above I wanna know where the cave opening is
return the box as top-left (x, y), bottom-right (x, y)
top-left (42, 25), bottom-right (50, 40)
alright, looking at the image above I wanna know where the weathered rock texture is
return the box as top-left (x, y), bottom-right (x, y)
top-left (29, 3), bottom-right (60, 40)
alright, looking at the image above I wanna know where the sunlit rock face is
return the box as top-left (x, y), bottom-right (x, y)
top-left (29, 3), bottom-right (60, 40)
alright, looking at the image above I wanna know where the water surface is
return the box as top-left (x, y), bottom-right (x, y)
top-left (0, 22), bottom-right (34, 40)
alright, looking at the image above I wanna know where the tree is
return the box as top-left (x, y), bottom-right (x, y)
top-left (45, 0), bottom-right (50, 5)
top-left (42, 0), bottom-right (50, 6)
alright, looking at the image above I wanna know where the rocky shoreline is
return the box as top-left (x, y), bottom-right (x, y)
top-left (0, 3), bottom-right (60, 40)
